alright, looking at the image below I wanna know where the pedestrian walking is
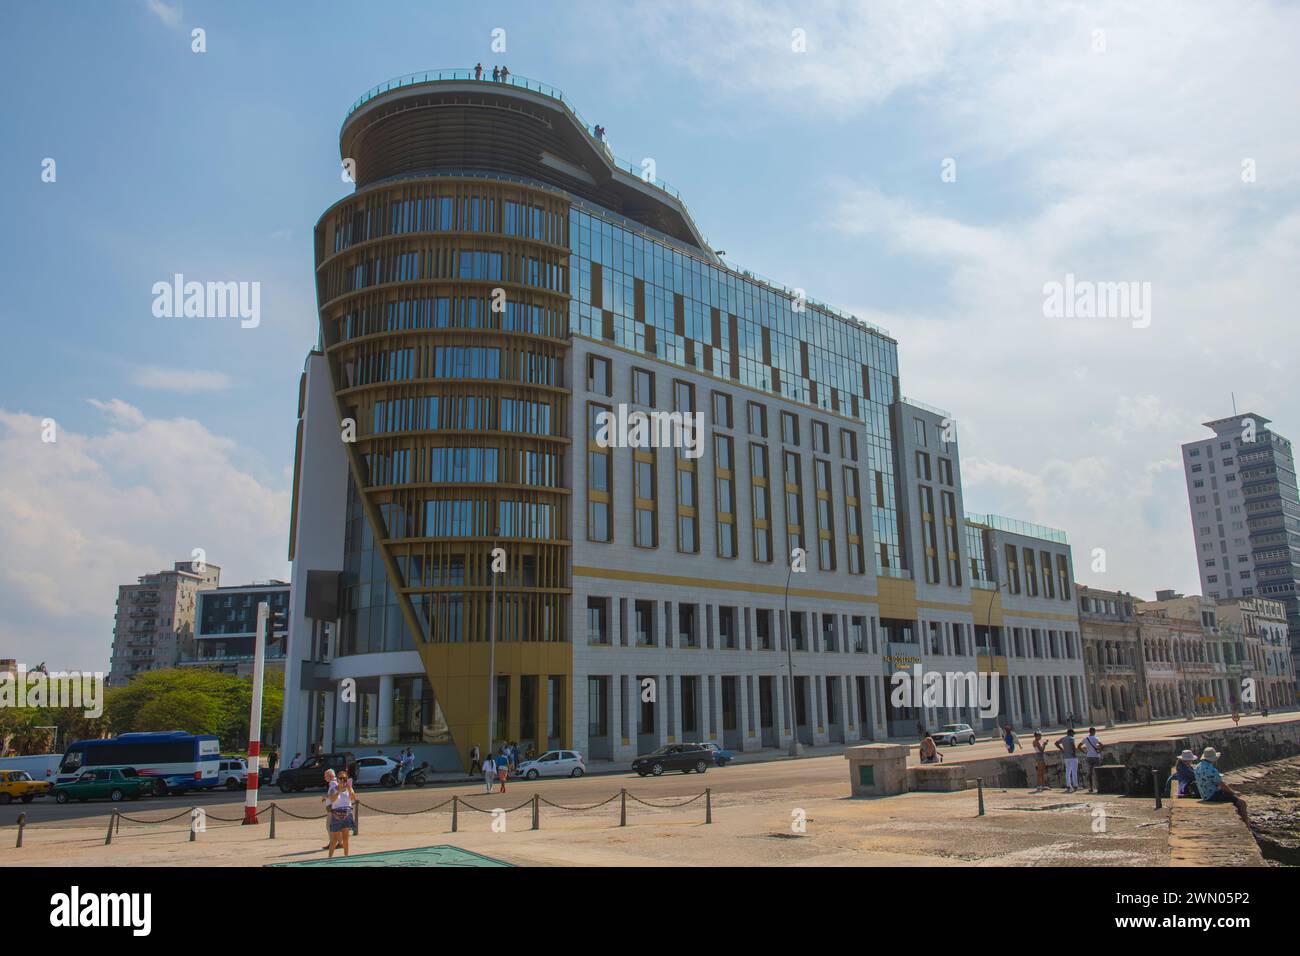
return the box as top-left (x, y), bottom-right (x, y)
top-left (498, 754), bottom-right (509, 792)
top-left (266, 749), bottom-right (278, 781)
top-left (1081, 727), bottom-right (1104, 792)
top-left (1031, 731), bottom-right (1048, 791)
top-left (469, 744), bottom-right (481, 779)
top-left (1002, 724), bottom-right (1022, 754)
top-left (327, 770), bottom-right (355, 858)
top-left (1055, 729), bottom-right (1080, 792)
top-left (398, 748), bottom-right (413, 786)
top-left (482, 753), bottom-right (497, 794)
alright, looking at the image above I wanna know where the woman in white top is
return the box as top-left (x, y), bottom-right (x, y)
top-left (327, 770), bottom-right (355, 857)
top-left (482, 755), bottom-right (497, 794)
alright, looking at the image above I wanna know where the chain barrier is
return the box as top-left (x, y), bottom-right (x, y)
top-left (624, 791), bottom-right (706, 809)
top-left (9, 787), bottom-right (715, 848)
top-left (538, 793), bottom-right (621, 811)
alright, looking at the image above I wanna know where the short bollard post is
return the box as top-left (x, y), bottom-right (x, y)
top-left (105, 811), bottom-right (115, 845)
top-left (451, 795), bottom-right (458, 833)
top-left (269, 804), bottom-right (276, 840)
top-left (531, 794), bottom-right (539, 831)
top-left (619, 788), bottom-right (627, 827)
top-left (353, 802), bottom-right (360, 836)
top-left (115, 812), bottom-right (121, 837)
top-left (16, 812), bottom-right (26, 848)
top-left (977, 778), bottom-right (985, 816)
top-left (705, 788), bottom-right (712, 824)
top-left (189, 809), bottom-right (197, 842)
top-left (1153, 770), bottom-right (1163, 810)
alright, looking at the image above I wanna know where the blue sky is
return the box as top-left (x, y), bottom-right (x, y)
top-left (2, 1), bottom-right (1298, 670)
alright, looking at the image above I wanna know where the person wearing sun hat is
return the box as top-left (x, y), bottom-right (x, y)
top-left (1193, 746), bottom-right (1249, 823)
top-left (1167, 749), bottom-right (1199, 797)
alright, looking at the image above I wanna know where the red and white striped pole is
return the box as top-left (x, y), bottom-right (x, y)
top-left (242, 601), bottom-right (269, 825)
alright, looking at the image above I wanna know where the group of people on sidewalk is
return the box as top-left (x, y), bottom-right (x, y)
top-left (466, 742), bottom-right (538, 794)
top-left (918, 722), bottom-right (1252, 823)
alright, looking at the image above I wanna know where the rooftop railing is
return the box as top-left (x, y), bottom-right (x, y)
top-left (964, 513), bottom-right (1068, 545)
top-left (345, 69), bottom-right (686, 200)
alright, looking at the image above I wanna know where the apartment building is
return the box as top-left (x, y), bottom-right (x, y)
top-left (178, 582), bottom-right (291, 679)
top-left (1078, 586), bottom-right (1147, 723)
top-left (107, 560), bottom-right (222, 686)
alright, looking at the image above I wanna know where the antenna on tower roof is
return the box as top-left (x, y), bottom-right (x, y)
top-left (1231, 391), bottom-right (1237, 415)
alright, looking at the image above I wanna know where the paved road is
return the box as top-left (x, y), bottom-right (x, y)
top-left (7, 710), bottom-right (1293, 828)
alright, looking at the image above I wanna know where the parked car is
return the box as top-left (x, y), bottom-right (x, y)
top-left (632, 744), bottom-right (715, 777)
top-left (354, 755), bottom-right (401, 787)
top-left (695, 743), bottom-right (734, 767)
top-left (276, 752), bottom-right (356, 793)
top-left (514, 750), bottom-right (586, 779)
top-left (931, 723), bottom-right (977, 746)
top-left (53, 767), bottom-right (152, 803)
top-left (0, 769), bottom-right (52, 804)
top-left (216, 758), bottom-right (248, 791)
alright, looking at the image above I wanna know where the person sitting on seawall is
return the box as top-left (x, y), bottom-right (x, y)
top-left (918, 733), bottom-right (943, 764)
top-left (1166, 749), bottom-right (1200, 798)
top-left (1192, 747), bottom-right (1248, 824)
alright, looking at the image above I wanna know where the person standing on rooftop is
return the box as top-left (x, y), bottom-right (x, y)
top-left (474, 62), bottom-right (483, 80)
top-left (492, 65), bottom-right (500, 82)
top-left (500, 65), bottom-right (510, 82)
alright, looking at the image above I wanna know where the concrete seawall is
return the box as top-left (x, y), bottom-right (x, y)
top-left (921, 718), bottom-right (1300, 795)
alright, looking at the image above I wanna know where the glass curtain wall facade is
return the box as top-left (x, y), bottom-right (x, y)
top-left (568, 208), bottom-right (906, 574)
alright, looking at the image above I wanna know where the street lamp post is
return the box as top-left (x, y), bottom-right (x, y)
top-left (486, 530), bottom-right (500, 755)
top-left (983, 581), bottom-right (1009, 732)
top-left (784, 554), bottom-right (800, 758)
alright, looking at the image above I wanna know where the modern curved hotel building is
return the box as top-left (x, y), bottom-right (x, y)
top-left (280, 70), bottom-right (1087, 770)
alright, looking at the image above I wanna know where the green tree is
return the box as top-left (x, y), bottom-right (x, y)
top-left (98, 668), bottom-right (285, 750)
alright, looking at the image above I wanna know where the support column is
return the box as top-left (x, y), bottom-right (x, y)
top-left (377, 674), bottom-right (395, 746)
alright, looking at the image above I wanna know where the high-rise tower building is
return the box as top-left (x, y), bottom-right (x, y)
top-left (1181, 413), bottom-right (1300, 668)
top-left (280, 71), bottom-right (1085, 767)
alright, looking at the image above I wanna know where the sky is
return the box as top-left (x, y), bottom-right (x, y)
top-left (1, 0), bottom-right (1298, 672)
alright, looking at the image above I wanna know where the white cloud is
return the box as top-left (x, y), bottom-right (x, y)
top-left (131, 366), bottom-right (233, 393)
top-left (143, 0), bottom-right (183, 29)
top-left (0, 402), bottom-right (291, 671)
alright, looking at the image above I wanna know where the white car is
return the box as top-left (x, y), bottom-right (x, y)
top-left (931, 723), bottom-right (977, 746)
top-left (514, 750), bottom-right (586, 779)
top-left (216, 758), bottom-right (247, 790)
top-left (354, 755), bottom-right (401, 787)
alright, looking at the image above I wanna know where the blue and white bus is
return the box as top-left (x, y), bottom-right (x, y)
top-left (58, 732), bottom-right (221, 793)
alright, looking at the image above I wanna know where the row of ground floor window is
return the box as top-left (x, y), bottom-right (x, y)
top-left (574, 666), bottom-right (1090, 760)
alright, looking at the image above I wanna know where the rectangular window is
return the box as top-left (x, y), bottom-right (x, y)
top-left (632, 367), bottom-right (655, 406)
top-left (634, 448), bottom-right (657, 548)
top-left (715, 434), bottom-right (737, 559)
top-left (586, 354), bottom-right (610, 396)
top-left (748, 402), bottom-right (767, 437)
top-left (719, 606), bottom-right (737, 649)
top-left (586, 598), bottom-right (609, 644)
top-left (678, 604), bottom-right (698, 648)
top-left (840, 428), bottom-right (858, 461)
top-left (756, 609), bottom-right (772, 650)
top-left (812, 420), bottom-right (829, 454)
top-left (673, 379), bottom-right (695, 413)
top-left (781, 411), bottom-right (799, 446)
top-left (634, 600), bottom-right (654, 646)
top-left (712, 391), bottom-right (733, 429)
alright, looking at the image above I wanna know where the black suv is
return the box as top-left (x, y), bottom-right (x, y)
top-left (632, 744), bottom-right (715, 777)
top-left (276, 752), bottom-right (356, 793)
